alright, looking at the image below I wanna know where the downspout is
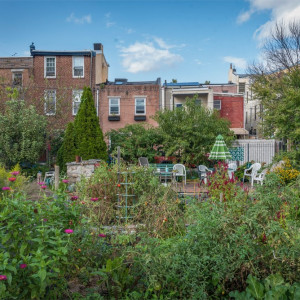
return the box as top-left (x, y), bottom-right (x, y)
top-left (96, 88), bottom-right (99, 116)
top-left (90, 50), bottom-right (93, 88)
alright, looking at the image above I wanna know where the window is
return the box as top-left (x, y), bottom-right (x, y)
top-left (222, 90), bottom-right (228, 93)
top-left (73, 56), bottom-right (84, 77)
top-left (109, 98), bottom-right (120, 115)
top-left (195, 99), bottom-right (201, 106)
top-left (175, 103), bottom-right (183, 108)
top-left (44, 57), bottom-right (56, 78)
top-left (239, 82), bottom-right (245, 93)
top-left (72, 90), bottom-right (83, 115)
top-left (12, 72), bottom-right (22, 86)
top-left (44, 90), bottom-right (56, 115)
top-left (135, 97), bottom-right (146, 115)
top-left (213, 100), bottom-right (221, 110)
top-left (246, 112), bottom-right (248, 124)
top-left (255, 105), bottom-right (257, 120)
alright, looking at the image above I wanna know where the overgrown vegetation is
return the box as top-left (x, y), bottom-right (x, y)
top-left (1, 164), bottom-right (299, 299)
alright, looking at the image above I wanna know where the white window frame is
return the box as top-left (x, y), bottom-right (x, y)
top-left (109, 97), bottom-right (120, 115)
top-left (44, 90), bottom-right (56, 116)
top-left (72, 89), bottom-right (83, 116)
top-left (12, 71), bottom-right (23, 86)
top-left (135, 97), bottom-right (146, 115)
top-left (72, 56), bottom-right (84, 78)
top-left (213, 100), bottom-right (221, 110)
top-left (44, 56), bottom-right (56, 78)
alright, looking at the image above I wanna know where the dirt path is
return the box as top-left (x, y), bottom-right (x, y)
top-left (24, 181), bottom-right (54, 201)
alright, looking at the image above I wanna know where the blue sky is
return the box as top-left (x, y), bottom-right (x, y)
top-left (1, 0), bottom-right (300, 83)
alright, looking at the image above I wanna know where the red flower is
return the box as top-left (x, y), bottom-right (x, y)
top-left (0, 275), bottom-right (7, 280)
top-left (64, 229), bottom-right (73, 234)
top-left (20, 264), bottom-right (27, 269)
top-left (262, 234), bottom-right (267, 244)
top-left (91, 197), bottom-right (99, 202)
top-left (62, 179), bottom-right (69, 184)
top-left (8, 177), bottom-right (16, 182)
top-left (40, 185), bottom-right (47, 189)
top-left (71, 195), bottom-right (78, 201)
top-left (11, 171), bottom-right (20, 176)
top-left (117, 184), bottom-right (121, 187)
top-left (98, 233), bottom-right (106, 238)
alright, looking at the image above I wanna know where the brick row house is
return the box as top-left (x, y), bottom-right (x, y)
top-left (0, 43), bottom-right (249, 150)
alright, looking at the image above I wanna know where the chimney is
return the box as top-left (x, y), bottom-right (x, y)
top-left (30, 42), bottom-right (35, 55)
top-left (230, 63), bottom-right (232, 69)
top-left (94, 43), bottom-right (103, 52)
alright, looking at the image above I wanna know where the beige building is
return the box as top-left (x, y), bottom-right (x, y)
top-left (161, 82), bottom-right (214, 110)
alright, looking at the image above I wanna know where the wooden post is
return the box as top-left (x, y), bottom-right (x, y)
top-left (54, 165), bottom-right (59, 190)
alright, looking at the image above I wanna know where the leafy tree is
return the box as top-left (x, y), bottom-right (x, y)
top-left (154, 96), bottom-right (235, 165)
top-left (107, 123), bottom-right (163, 163)
top-left (74, 87), bottom-right (107, 161)
top-left (249, 21), bottom-right (300, 146)
top-left (0, 99), bottom-right (47, 168)
top-left (57, 123), bottom-right (76, 172)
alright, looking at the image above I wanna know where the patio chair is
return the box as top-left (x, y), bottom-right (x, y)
top-left (253, 169), bottom-right (268, 185)
top-left (173, 164), bottom-right (186, 185)
top-left (44, 171), bottom-right (55, 185)
top-left (138, 157), bottom-right (149, 167)
top-left (197, 165), bottom-right (212, 185)
top-left (243, 163), bottom-right (261, 186)
top-left (228, 162), bottom-right (237, 179)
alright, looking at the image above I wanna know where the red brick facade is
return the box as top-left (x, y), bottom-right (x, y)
top-left (214, 94), bottom-right (244, 128)
top-left (98, 80), bottom-right (160, 135)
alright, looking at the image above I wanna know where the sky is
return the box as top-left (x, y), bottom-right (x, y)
top-left (1, 0), bottom-right (300, 83)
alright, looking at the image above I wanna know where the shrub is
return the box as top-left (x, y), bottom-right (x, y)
top-left (274, 158), bottom-right (300, 185)
top-left (74, 87), bottom-right (107, 161)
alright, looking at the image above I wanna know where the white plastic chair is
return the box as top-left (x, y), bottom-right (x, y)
top-left (198, 165), bottom-right (212, 185)
top-left (253, 169), bottom-right (267, 185)
top-left (44, 171), bottom-right (55, 185)
top-left (173, 164), bottom-right (186, 185)
top-left (243, 163), bottom-right (261, 186)
top-left (228, 162), bottom-right (237, 179)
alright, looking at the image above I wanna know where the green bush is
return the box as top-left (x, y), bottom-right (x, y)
top-left (74, 87), bottom-right (107, 161)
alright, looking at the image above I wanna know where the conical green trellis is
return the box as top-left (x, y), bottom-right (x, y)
top-left (209, 134), bottom-right (232, 160)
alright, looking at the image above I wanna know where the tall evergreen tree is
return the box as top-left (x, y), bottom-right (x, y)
top-left (74, 87), bottom-right (107, 160)
top-left (57, 122), bottom-right (76, 172)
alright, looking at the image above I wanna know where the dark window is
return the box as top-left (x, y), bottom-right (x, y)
top-left (12, 72), bottom-right (22, 86)
top-left (239, 82), bottom-right (245, 93)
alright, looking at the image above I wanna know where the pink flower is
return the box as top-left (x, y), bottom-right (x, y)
top-left (8, 177), bottom-right (16, 182)
top-left (11, 171), bottom-right (20, 176)
top-left (2, 186), bottom-right (11, 191)
top-left (0, 275), bottom-right (7, 280)
top-left (38, 181), bottom-right (45, 185)
top-left (70, 195), bottom-right (78, 201)
top-left (20, 264), bottom-right (27, 269)
top-left (91, 197), bottom-right (99, 202)
top-left (98, 233), bottom-right (106, 238)
top-left (40, 185), bottom-right (47, 189)
top-left (43, 218), bottom-right (48, 222)
top-left (64, 229), bottom-right (73, 234)
top-left (62, 179), bottom-right (69, 184)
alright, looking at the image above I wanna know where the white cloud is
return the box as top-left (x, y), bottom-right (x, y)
top-left (23, 51), bottom-right (30, 56)
top-left (223, 56), bottom-right (247, 69)
top-left (66, 13), bottom-right (91, 24)
top-left (120, 38), bottom-right (183, 73)
top-left (237, 0), bottom-right (300, 41)
top-left (194, 59), bottom-right (202, 65)
top-left (106, 21), bottom-right (115, 28)
top-left (237, 9), bottom-right (254, 24)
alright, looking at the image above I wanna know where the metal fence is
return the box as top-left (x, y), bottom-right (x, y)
top-left (229, 139), bottom-right (286, 165)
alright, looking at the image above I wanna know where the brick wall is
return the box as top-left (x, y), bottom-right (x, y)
top-left (31, 55), bottom-right (96, 129)
top-left (214, 94), bottom-right (244, 128)
top-left (99, 84), bottom-right (160, 134)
